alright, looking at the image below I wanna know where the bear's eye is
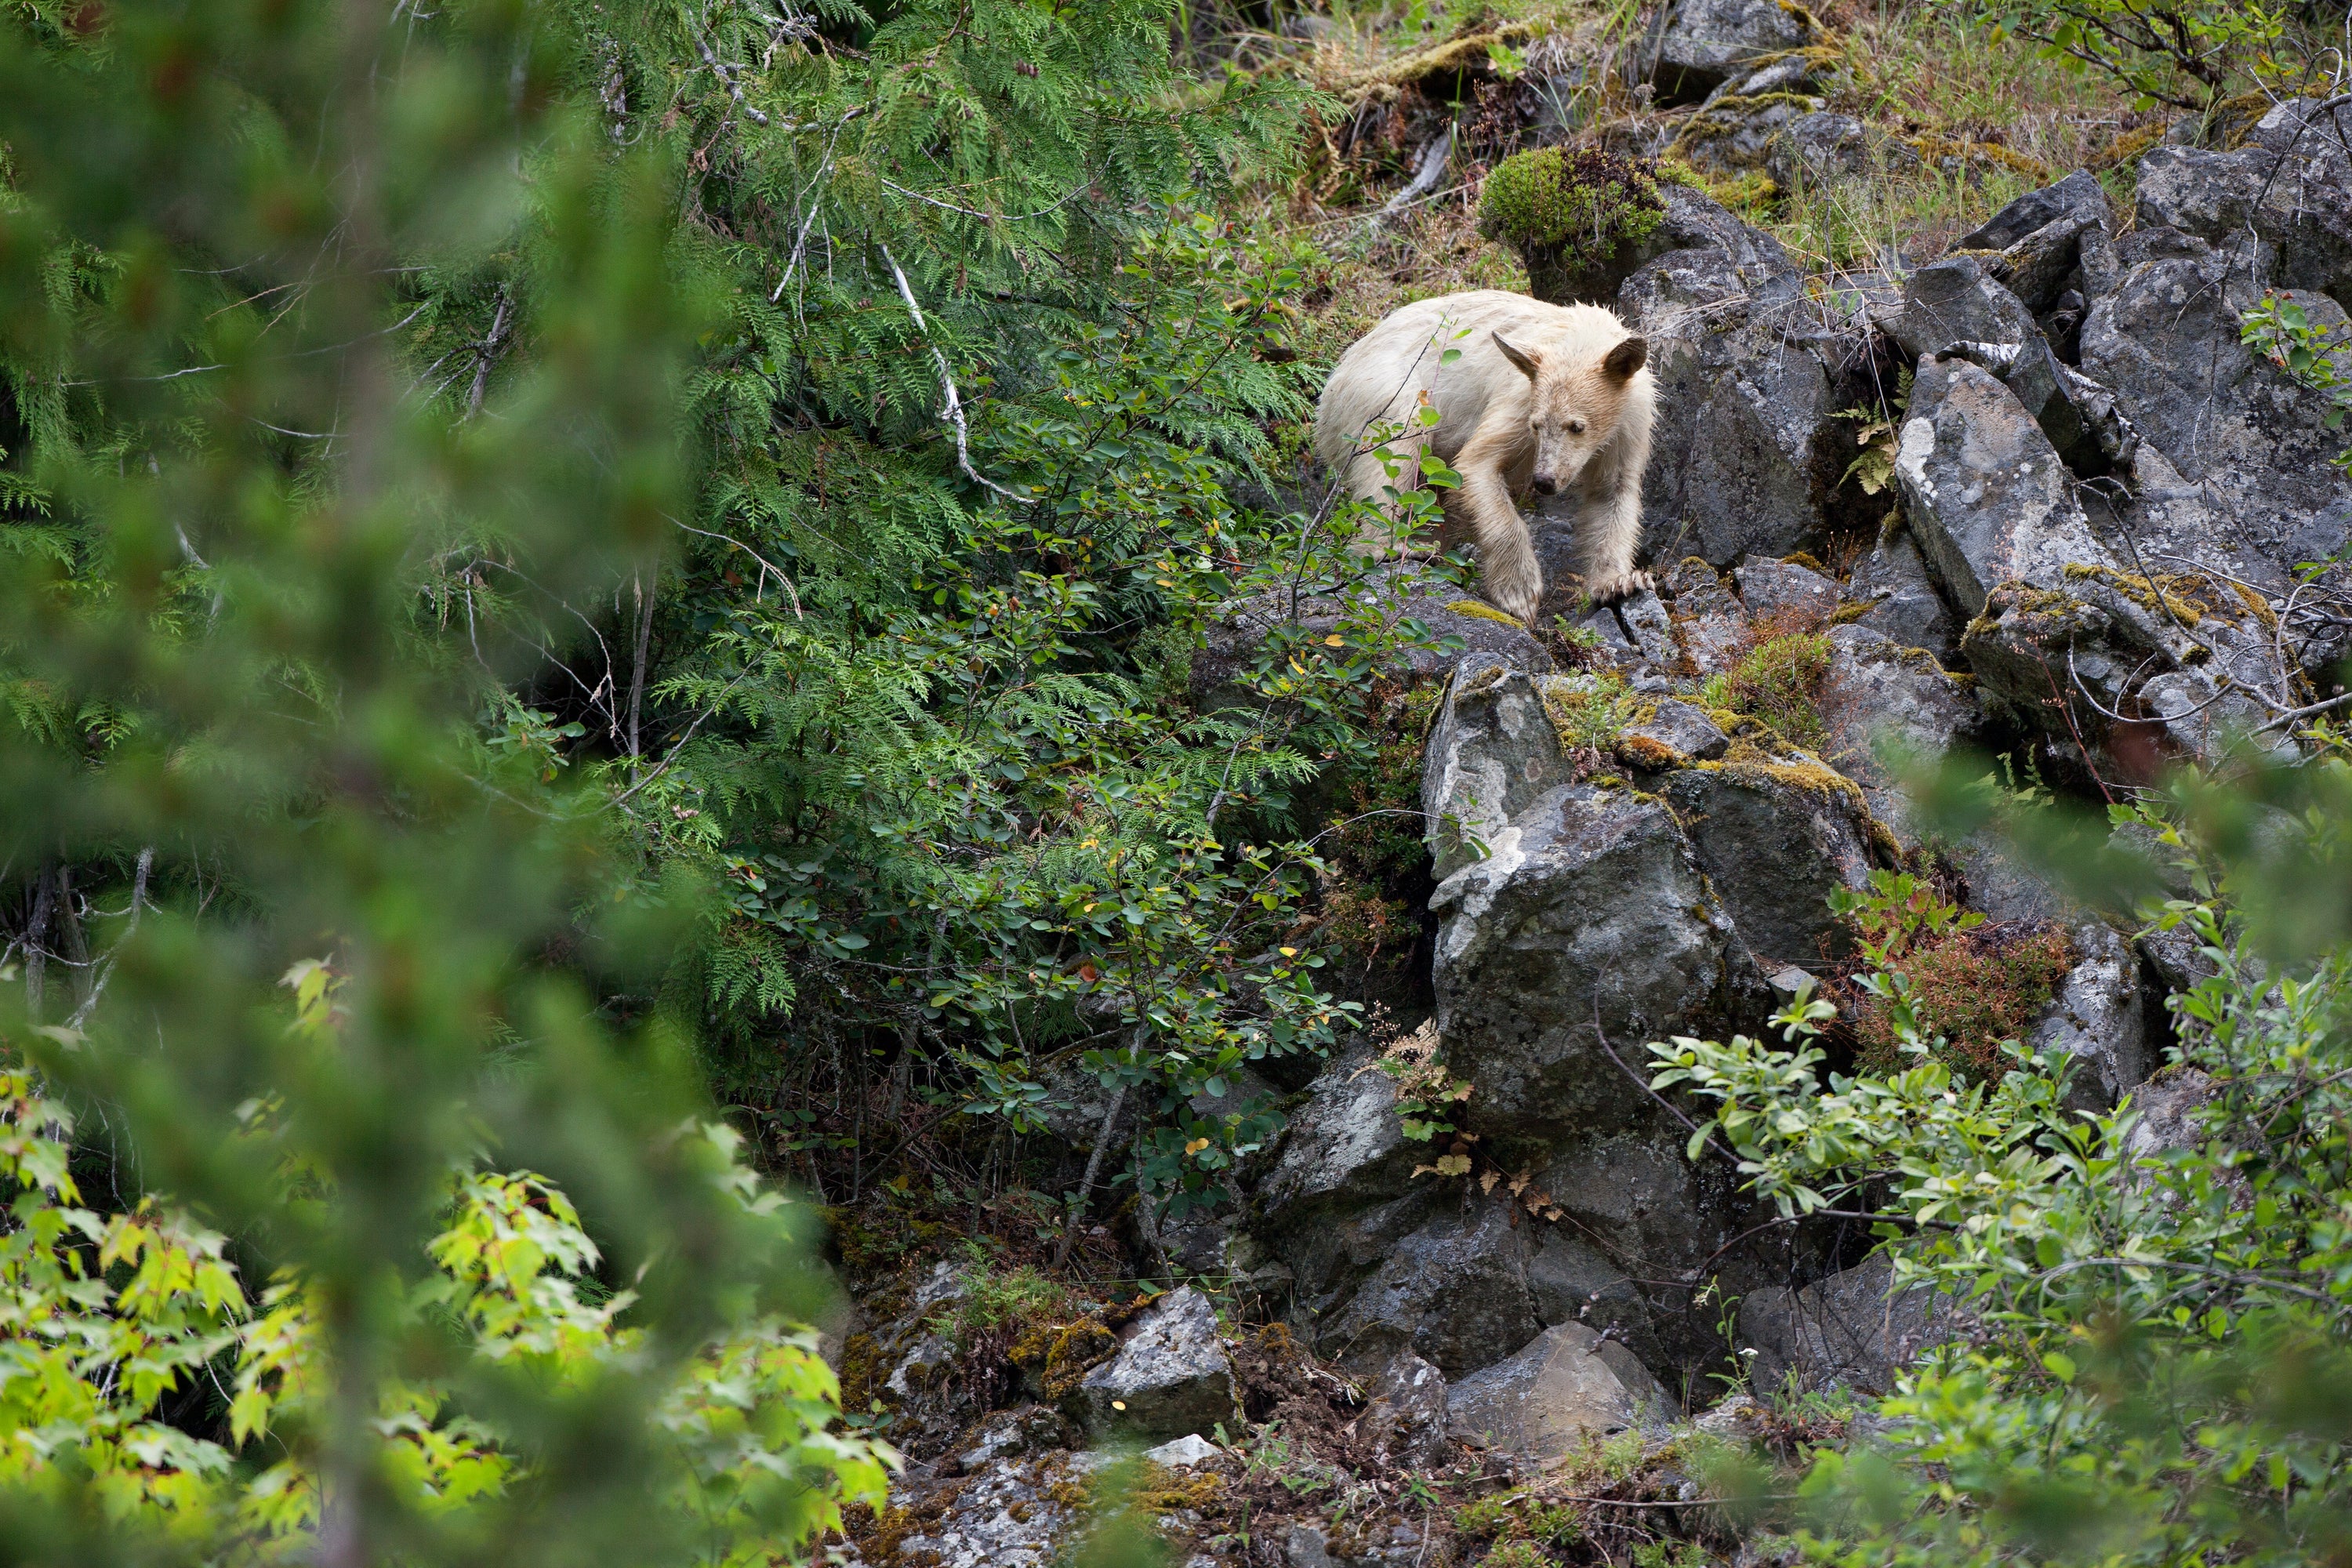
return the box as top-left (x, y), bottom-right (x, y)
top-left (1568, 417), bottom-right (1588, 434)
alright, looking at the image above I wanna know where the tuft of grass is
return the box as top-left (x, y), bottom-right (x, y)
top-left (1705, 626), bottom-right (1834, 750)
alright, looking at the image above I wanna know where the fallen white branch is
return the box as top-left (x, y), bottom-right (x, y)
top-left (880, 245), bottom-right (1032, 505)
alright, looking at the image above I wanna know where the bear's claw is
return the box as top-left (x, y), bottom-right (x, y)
top-left (1584, 569), bottom-right (1653, 605)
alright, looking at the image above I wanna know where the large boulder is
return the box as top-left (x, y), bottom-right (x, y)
top-left (2132, 99), bottom-right (2352, 302)
top-left (1321, 1198), bottom-right (1543, 1376)
top-left (1664, 758), bottom-right (1879, 968)
top-left (1617, 191), bottom-right (1867, 570)
top-left (1893, 354), bottom-right (2115, 616)
top-left (1446, 1323), bottom-right (1673, 1457)
top-left (1070, 1286), bottom-right (1235, 1442)
top-left (1422, 654), bottom-right (1571, 880)
top-left (1429, 782), bottom-right (1744, 1142)
top-left (1647, 0), bottom-right (1813, 103)
top-left (2078, 234), bottom-right (2352, 586)
top-left (1738, 1254), bottom-right (1953, 1397)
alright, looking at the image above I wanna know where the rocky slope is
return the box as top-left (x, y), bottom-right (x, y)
top-left (834, 86), bottom-right (2352, 1568)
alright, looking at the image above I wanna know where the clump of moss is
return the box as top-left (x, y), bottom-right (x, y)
top-left (1479, 147), bottom-right (1667, 304)
top-left (1541, 670), bottom-right (1644, 751)
top-left (1615, 731), bottom-right (1690, 771)
top-left (1446, 597), bottom-right (1529, 628)
top-left (1008, 1317), bottom-right (1119, 1398)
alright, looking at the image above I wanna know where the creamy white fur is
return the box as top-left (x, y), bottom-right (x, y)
top-left (1313, 289), bottom-right (1657, 622)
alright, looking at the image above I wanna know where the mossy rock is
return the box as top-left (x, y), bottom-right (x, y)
top-left (1479, 147), bottom-right (1669, 307)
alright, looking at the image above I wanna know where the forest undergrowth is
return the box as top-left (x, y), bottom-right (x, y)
top-left (3, 0), bottom-right (2352, 1562)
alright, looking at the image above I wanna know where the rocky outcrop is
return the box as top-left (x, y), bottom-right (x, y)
top-left (1238, 129), bottom-right (2346, 1428)
top-left (1448, 1322), bottom-right (1673, 1457)
top-left (1613, 188), bottom-right (1868, 569)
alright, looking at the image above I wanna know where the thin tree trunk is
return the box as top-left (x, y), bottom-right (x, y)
top-left (24, 866), bottom-right (55, 1019)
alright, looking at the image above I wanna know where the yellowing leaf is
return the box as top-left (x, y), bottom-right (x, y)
top-left (1185, 1138), bottom-right (1210, 1156)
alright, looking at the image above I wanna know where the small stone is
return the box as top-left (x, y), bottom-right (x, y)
top-left (1734, 558), bottom-right (1840, 624)
top-left (1621, 697), bottom-right (1730, 764)
top-left (1142, 1432), bottom-right (1224, 1468)
top-left (1072, 1287), bottom-right (1235, 1442)
top-left (2030, 923), bottom-right (2156, 1112)
top-left (1446, 1322), bottom-right (1671, 1458)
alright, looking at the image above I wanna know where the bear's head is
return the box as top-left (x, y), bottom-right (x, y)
top-left (1489, 329), bottom-right (1647, 497)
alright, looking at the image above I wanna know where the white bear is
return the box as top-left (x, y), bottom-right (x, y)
top-left (1313, 289), bottom-right (1656, 622)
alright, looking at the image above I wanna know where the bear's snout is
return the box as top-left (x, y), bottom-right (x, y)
top-left (1530, 474), bottom-right (1559, 496)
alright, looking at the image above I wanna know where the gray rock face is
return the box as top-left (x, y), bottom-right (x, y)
top-left (2133, 100), bottom-right (2352, 300)
top-left (2031, 922), bottom-right (2155, 1112)
top-left (842, 1450), bottom-right (1105, 1568)
top-left (1422, 653), bottom-right (1571, 881)
top-left (1670, 338), bottom-right (1841, 566)
top-left (1735, 558), bottom-right (1842, 623)
top-left (2078, 241), bottom-right (2352, 578)
top-left (1894, 355), bottom-right (2114, 615)
top-left (1431, 782), bottom-right (1740, 1142)
top-left (1255, 1045), bottom-right (1421, 1236)
top-left (1619, 194), bottom-right (1860, 570)
top-left (1739, 1254), bottom-right (1952, 1397)
top-left (1446, 1323), bottom-right (1672, 1457)
top-left (1649, 0), bottom-right (1812, 101)
top-left (1324, 1199), bottom-right (1542, 1376)
top-left (1887, 255), bottom-right (2040, 364)
top-left (1664, 557), bottom-right (1753, 673)
top-left (1846, 528), bottom-right (1962, 659)
top-left (1073, 1287), bottom-right (1235, 1442)
top-left (1363, 1350), bottom-right (1452, 1470)
top-left (1816, 624), bottom-right (1983, 840)
top-left (1665, 760), bottom-right (1877, 968)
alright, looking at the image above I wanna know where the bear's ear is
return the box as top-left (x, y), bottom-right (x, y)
top-left (1601, 336), bottom-right (1649, 380)
top-left (1490, 331), bottom-right (1542, 380)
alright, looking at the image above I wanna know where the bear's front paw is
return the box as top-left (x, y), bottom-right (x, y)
top-left (1584, 568), bottom-right (1653, 605)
